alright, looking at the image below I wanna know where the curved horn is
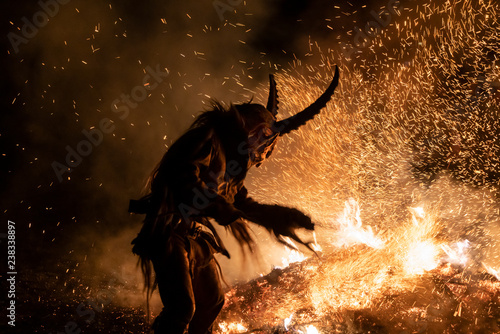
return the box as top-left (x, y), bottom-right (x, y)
top-left (266, 74), bottom-right (279, 117)
top-left (274, 65), bottom-right (339, 136)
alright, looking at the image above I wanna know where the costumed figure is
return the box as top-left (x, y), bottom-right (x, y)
top-left (129, 66), bottom-right (340, 334)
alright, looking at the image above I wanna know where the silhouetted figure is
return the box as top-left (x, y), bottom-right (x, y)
top-left (129, 66), bottom-right (339, 334)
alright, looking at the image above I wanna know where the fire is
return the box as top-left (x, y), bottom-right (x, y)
top-left (442, 240), bottom-right (470, 267)
top-left (279, 238), bottom-right (307, 268)
top-left (284, 313), bottom-right (293, 330)
top-left (305, 205), bottom-right (447, 312)
top-left (218, 321), bottom-right (247, 333)
top-left (305, 325), bottom-right (320, 334)
top-left (311, 232), bottom-right (322, 252)
top-left (283, 313), bottom-right (320, 333)
top-left (404, 240), bottom-right (440, 275)
top-left (333, 198), bottom-right (384, 249)
top-left (410, 206), bottom-right (425, 220)
top-left (398, 206), bottom-right (442, 275)
top-left (482, 263), bottom-right (500, 280)
top-left (217, 201), bottom-right (500, 332)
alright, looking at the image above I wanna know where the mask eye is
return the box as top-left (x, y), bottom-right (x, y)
top-left (248, 125), bottom-right (270, 145)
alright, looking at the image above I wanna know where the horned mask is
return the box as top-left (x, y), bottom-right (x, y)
top-left (240, 65), bottom-right (340, 167)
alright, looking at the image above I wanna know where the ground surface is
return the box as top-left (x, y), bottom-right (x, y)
top-left (3, 255), bottom-right (499, 334)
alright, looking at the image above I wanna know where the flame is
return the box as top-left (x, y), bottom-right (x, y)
top-left (404, 240), bottom-right (440, 275)
top-left (218, 321), bottom-right (247, 333)
top-left (311, 232), bottom-right (322, 252)
top-left (441, 240), bottom-right (470, 266)
top-left (401, 206), bottom-right (441, 275)
top-left (219, 202), bottom-right (499, 332)
top-left (333, 198), bottom-right (384, 249)
top-left (410, 206), bottom-right (425, 220)
top-left (482, 263), bottom-right (500, 280)
top-left (283, 313), bottom-right (320, 333)
top-left (284, 313), bottom-right (293, 330)
top-left (279, 238), bottom-right (307, 268)
top-left (305, 325), bottom-right (320, 334)
top-left (281, 248), bottom-right (306, 268)
top-left (307, 205), bottom-right (446, 312)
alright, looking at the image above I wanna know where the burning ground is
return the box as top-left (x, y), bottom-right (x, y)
top-left (215, 200), bottom-right (500, 333)
top-left (217, 258), bottom-right (500, 333)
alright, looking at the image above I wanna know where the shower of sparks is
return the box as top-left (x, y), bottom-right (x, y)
top-left (216, 0), bottom-right (500, 332)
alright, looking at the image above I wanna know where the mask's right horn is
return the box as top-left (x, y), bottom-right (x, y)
top-left (274, 65), bottom-right (339, 136)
